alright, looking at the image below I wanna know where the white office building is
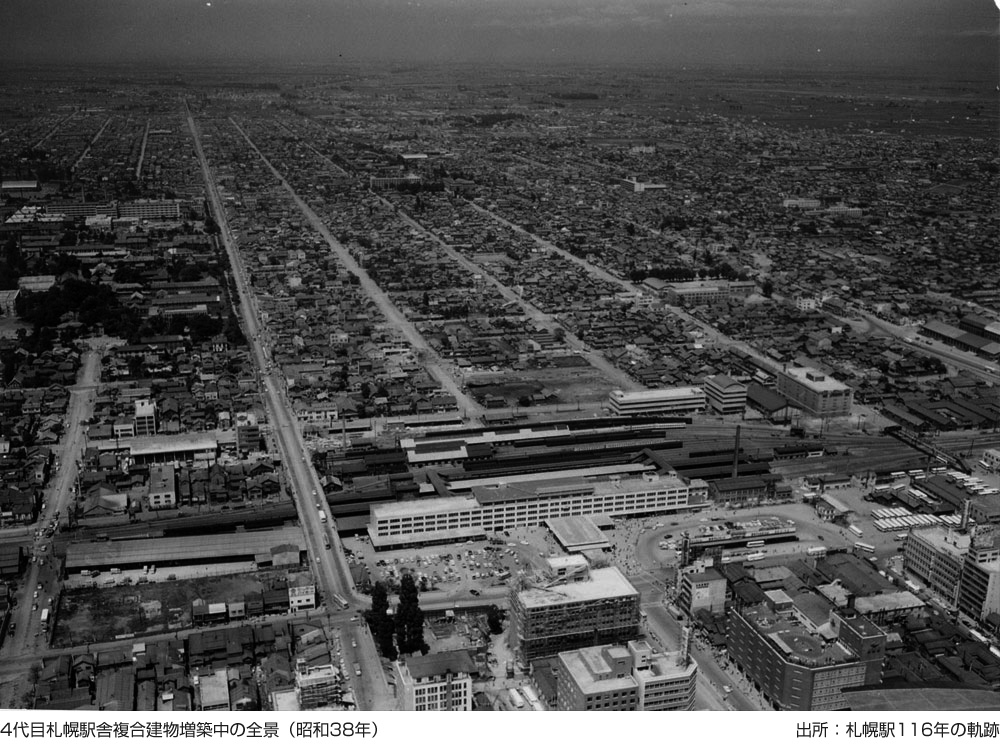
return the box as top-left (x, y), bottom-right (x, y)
top-left (394, 651), bottom-right (475, 711)
top-left (609, 387), bottom-right (706, 417)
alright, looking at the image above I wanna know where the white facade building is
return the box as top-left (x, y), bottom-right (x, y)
top-left (609, 387), bottom-right (706, 416)
top-left (369, 472), bottom-right (709, 548)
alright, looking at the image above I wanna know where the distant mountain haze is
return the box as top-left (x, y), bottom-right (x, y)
top-left (0, 0), bottom-right (995, 78)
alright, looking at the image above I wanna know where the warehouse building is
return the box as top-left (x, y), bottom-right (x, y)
top-left (64, 527), bottom-right (306, 574)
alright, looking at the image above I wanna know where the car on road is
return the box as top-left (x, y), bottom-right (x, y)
top-left (469, 589), bottom-right (480, 596)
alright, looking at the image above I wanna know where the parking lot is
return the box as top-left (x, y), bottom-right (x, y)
top-left (343, 530), bottom-right (550, 598)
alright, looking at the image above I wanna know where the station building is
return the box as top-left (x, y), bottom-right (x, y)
top-left (367, 470), bottom-right (708, 549)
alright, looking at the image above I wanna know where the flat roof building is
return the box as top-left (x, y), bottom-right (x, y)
top-left (958, 530), bottom-right (1000, 624)
top-left (556, 640), bottom-right (697, 711)
top-left (196, 669), bottom-right (230, 711)
top-left (776, 366), bottom-right (853, 417)
top-left (545, 516), bottom-right (611, 553)
top-left (727, 594), bottom-right (886, 711)
top-left (677, 563), bottom-right (727, 616)
top-left (295, 664), bottom-right (340, 710)
top-left (609, 387), bottom-right (706, 417)
top-left (147, 464), bottom-right (177, 510)
top-left (368, 472), bottom-right (708, 549)
top-left (903, 527), bottom-right (969, 608)
top-left (134, 398), bottom-right (157, 437)
top-left (664, 280), bottom-right (755, 307)
top-left (394, 650), bottom-right (476, 711)
top-left (508, 562), bottom-right (640, 661)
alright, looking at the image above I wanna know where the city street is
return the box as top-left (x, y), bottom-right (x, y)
top-left (189, 105), bottom-right (381, 704)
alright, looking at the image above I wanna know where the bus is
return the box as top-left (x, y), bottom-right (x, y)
top-left (848, 524), bottom-right (864, 537)
top-left (508, 688), bottom-right (525, 709)
top-left (331, 593), bottom-right (349, 610)
top-left (806, 546), bottom-right (827, 557)
top-left (854, 542), bottom-right (875, 554)
top-left (40, 608), bottom-right (49, 630)
top-left (746, 539), bottom-right (765, 548)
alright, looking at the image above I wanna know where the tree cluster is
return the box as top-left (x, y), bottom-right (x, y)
top-left (365, 582), bottom-right (398, 661)
top-left (16, 278), bottom-right (141, 341)
top-left (486, 605), bottom-right (504, 635)
top-left (395, 574), bottom-right (428, 656)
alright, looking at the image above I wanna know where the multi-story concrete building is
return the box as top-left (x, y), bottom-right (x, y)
top-left (957, 529), bottom-right (1000, 624)
top-left (727, 591), bottom-right (886, 711)
top-left (775, 366), bottom-right (853, 417)
top-left (394, 650), bottom-right (475, 711)
top-left (133, 398), bottom-right (157, 437)
top-left (631, 640), bottom-right (698, 711)
top-left (557, 644), bottom-right (638, 711)
top-left (677, 563), bottom-right (727, 616)
top-left (287, 573), bottom-right (316, 612)
top-left (195, 669), bottom-right (230, 711)
top-left (368, 471), bottom-right (708, 549)
top-left (295, 664), bottom-right (340, 710)
top-left (702, 374), bottom-right (748, 415)
top-left (117, 199), bottom-right (183, 220)
top-left (902, 527), bottom-right (969, 607)
top-left (664, 280), bottom-right (755, 307)
top-left (509, 560), bottom-right (640, 661)
top-left (555, 640), bottom-right (697, 711)
top-left (980, 448), bottom-right (1000, 472)
top-left (608, 387), bottom-right (706, 417)
top-left (147, 464), bottom-right (177, 510)
top-left (235, 411), bottom-right (261, 454)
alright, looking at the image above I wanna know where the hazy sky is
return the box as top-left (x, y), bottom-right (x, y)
top-left (1, 0), bottom-right (997, 74)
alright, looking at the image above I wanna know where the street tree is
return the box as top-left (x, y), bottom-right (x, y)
top-left (395, 573), bottom-right (428, 655)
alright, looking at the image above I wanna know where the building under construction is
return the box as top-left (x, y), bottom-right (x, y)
top-left (507, 556), bottom-right (640, 661)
